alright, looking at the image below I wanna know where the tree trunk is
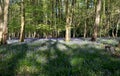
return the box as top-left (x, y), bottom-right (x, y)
top-left (112, 28), bottom-right (115, 38)
top-left (0, 4), bottom-right (3, 44)
top-left (20, 0), bottom-right (25, 42)
top-left (33, 31), bottom-right (36, 38)
top-left (0, 0), bottom-right (9, 44)
top-left (84, 0), bottom-right (88, 38)
top-left (3, 0), bottom-right (9, 44)
top-left (71, 0), bottom-right (76, 38)
top-left (91, 0), bottom-right (101, 41)
top-left (65, 0), bottom-right (72, 42)
top-left (73, 27), bottom-right (76, 38)
top-left (115, 17), bottom-right (120, 37)
top-left (84, 21), bottom-right (87, 38)
top-left (28, 32), bottom-right (31, 38)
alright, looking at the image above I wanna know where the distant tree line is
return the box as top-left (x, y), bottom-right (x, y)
top-left (0, 0), bottom-right (120, 44)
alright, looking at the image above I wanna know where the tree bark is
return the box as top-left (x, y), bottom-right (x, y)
top-left (115, 16), bottom-right (120, 37)
top-left (84, 0), bottom-right (88, 38)
top-left (20, 0), bottom-right (25, 42)
top-left (84, 20), bottom-right (87, 38)
top-left (65, 0), bottom-right (72, 42)
top-left (91, 0), bottom-right (101, 41)
top-left (0, 4), bottom-right (3, 44)
top-left (0, 0), bottom-right (9, 44)
top-left (3, 0), bottom-right (9, 44)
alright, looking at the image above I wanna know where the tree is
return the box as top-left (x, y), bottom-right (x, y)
top-left (84, 0), bottom-right (89, 38)
top-left (7, 0), bottom-right (120, 39)
top-left (0, 0), bottom-right (9, 44)
top-left (20, 0), bottom-right (25, 42)
top-left (65, 0), bottom-right (72, 42)
top-left (91, 0), bottom-right (101, 41)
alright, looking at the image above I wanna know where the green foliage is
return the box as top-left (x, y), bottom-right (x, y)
top-left (8, 0), bottom-right (120, 38)
top-left (25, 24), bottom-right (36, 32)
top-left (37, 24), bottom-right (53, 32)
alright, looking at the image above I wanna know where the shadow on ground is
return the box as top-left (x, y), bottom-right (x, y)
top-left (0, 40), bottom-right (120, 76)
top-left (0, 43), bottom-right (28, 76)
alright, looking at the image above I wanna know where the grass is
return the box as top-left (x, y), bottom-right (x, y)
top-left (0, 39), bottom-right (120, 76)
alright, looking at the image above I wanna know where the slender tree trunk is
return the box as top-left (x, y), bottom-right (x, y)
top-left (73, 27), bottom-right (76, 38)
top-left (65, 0), bottom-right (72, 42)
top-left (55, 0), bottom-right (58, 38)
top-left (115, 16), bottom-right (120, 37)
top-left (84, 0), bottom-right (88, 38)
top-left (91, 0), bottom-right (101, 41)
top-left (28, 32), bottom-right (31, 38)
top-left (0, 4), bottom-right (3, 43)
top-left (33, 31), bottom-right (36, 38)
top-left (71, 0), bottom-right (76, 38)
top-left (112, 28), bottom-right (115, 38)
top-left (102, 0), bottom-right (107, 37)
top-left (20, 0), bottom-right (25, 42)
top-left (84, 21), bottom-right (87, 38)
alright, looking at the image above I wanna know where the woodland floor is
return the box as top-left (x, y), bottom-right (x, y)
top-left (0, 38), bottom-right (120, 76)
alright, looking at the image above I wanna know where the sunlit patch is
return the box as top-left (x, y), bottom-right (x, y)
top-left (98, 38), bottom-right (118, 45)
top-left (17, 65), bottom-right (39, 74)
top-left (70, 57), bottom-right (84, 66)
top-left (26, 51), bottom-right (34, 58)
top-left (56, 43), bottom-right (68, 50)
top-left (35, 55), bottom-right (48, 64)
top-left (35, 46), bottom-right (48, 51)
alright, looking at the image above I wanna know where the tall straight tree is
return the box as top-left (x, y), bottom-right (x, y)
top-left (65, 0), bottom-right (72, 42)
top-left (115, 14), bottom-right (120, 37)
top-left (20, 0), bottom-right (25, 42)
top-left (91, 0), bottom-right (101, 41)
top-left (0, 0), bottom-right (9, 44)
top-left (84, 0), bottom-right (89, 38)
top-left (0, 1), bottom-right (3, 44)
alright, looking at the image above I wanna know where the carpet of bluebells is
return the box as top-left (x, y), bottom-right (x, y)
top-left (0, 38), bottom-right (120, 76)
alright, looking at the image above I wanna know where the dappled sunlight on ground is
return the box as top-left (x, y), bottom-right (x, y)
top-left (0, 38), bottom-right (120, 76)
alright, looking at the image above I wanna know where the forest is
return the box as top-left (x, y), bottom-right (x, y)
top-left (0, 0), bottom-right (120, 76)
